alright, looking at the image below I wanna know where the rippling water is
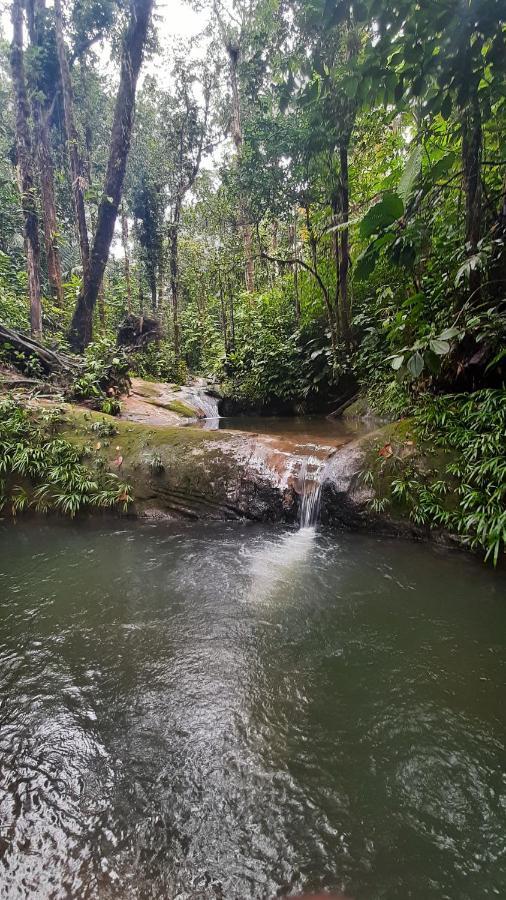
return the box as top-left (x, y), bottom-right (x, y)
top-left (0, 520), bottom-right (505, 899)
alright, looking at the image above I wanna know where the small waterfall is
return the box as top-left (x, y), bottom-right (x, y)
top-left (194, 391), bottom-right (220, 419)
top-left (181, 383), bottom-right (220, 419)
top-left (298, 455), bottom-right (325, 529)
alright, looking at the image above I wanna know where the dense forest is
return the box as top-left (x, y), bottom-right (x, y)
top-left (0, 0), bottom-right (505, 560)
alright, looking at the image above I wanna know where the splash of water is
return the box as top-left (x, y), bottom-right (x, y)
top-left (298, 455), bottom-right (325, 529)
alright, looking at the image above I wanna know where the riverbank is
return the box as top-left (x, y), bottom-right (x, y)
top-left (1, 377), bottom-right (503, 562)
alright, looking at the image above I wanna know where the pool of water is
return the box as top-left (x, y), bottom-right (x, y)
top-left (201, 415), bottom-right (372, 450)
top-left (0, 520), bottom-right (505, 899)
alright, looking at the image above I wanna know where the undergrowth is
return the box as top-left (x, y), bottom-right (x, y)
top-left (0, 399), bottom-right (132, 517)
top-left (362, 389), bottom-right (506, 564)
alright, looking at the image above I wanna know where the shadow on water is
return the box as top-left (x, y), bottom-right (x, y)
top-left (0, 518), bottom-right (505, 899)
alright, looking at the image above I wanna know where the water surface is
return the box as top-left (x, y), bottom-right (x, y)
top-left (202, 415), bottom-right (371, 453)
top-left (0, 520), bottom-right (505, 899)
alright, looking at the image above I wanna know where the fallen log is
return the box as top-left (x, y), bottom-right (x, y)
top-left (0, 323), bottom-right (80, 375)
top-left (326, 390), bottom-right (360, 419)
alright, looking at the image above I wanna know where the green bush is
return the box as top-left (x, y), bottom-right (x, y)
top-left (0, 399), bottom-right (131, 517)
top-left (363, 390), bottom-right (506, 563)
top-left (130, 340), bottom-right (188, 385)
top-left (71, 338), bottom-right (130, 414)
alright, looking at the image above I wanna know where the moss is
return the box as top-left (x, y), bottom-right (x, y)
top-left (164, 399), bottom-right (198, 417)
top-left (359, 418), bottom-right (456, 522)
top-left (133, 381), bottom-right (159, 398)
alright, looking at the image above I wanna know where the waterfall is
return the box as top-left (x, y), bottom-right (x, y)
top-left (298, 455), bottom-right (325, 529)
top-left (181, 384), bottom-right (220, 419)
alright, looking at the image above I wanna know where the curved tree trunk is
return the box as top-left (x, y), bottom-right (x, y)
top-left (10, 0), bottom-right (42, 338)
top-left (69, 0), bottom-right (154, 351)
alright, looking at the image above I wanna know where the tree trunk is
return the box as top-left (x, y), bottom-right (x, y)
top-left (331, 193), bottom-right (341, 334)
top-left (121, 205), bottom-right (132, 314)
top-left (462, 92), bottom-right (482, 295)
top-left (37, 113), bottom-right (63, 305)
top-left (69, 0), bottom-right (154, 350)
top-left (227, 44), bottom-right (254, 293)
top-left (169, 219), bottom-right (180, 358)
top-left (291, 212), bottom-right (300, 323)
top-left (150, 272), bottom-right (157, 314)
top-left (157, 238), bottom-right (164, 318)
top-left (227, 274), bottom-right (235, 347)
top-left (10, 0), bottom-right (42, 337)
top-left (54, 0), bottom-right (90, 290)
top-left (218, 266), bottom-right (228, 352)
top-left (26, 0), bottom-right (63, 306)
top-left (338, 145), bottom-right (351, 346)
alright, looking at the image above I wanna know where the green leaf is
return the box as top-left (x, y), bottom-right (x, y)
top-left (354, 247), bottom-right (378, 279)
top-left (427, 151), bottom-right (456, 184)
top-left (391, 354), bottom-right (405, 370)
top-left (438, 327), bottom-right (460, 340)
top-left (360, 193), bottom-right (404, 238)
top-left (407, 351), bottom-right (424, 377)
top-left (440, 94), bottom-right (453, 120)
top-left (429, 339), bottom-right (450, 355)
top-left (398, 144), bottom-right (422, 202)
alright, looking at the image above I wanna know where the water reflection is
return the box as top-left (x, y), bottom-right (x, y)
top-left (0, 520), bottom-right (505, 899)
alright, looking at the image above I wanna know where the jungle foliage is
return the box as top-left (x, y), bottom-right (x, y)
top-left (0, 0), bottom-right (504, 549)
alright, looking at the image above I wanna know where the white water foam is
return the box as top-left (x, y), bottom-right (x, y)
top-left (298, 455), bottom-right (325, 529)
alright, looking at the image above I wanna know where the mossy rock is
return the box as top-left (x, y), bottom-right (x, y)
top-left (165, 399), bottom-right (199, 417)
top-left (58, 404), bottom-right (296, 522)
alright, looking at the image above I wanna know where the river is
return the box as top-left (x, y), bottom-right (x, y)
top-left (0, 519), bottom-right (505, 899)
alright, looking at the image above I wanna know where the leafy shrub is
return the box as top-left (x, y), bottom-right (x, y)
top-left (0, 399), bottom-right (131, 516)
top-left (0, 251), bottom-right (29, 332)
top-left (362, 390), bottom-right (506, 563)
top-left (71, 338), bottom-right (130, 414)
top-left (130, 340), bottom-right (188, 385)
top-left (219, 286), bottom-right (305, 405)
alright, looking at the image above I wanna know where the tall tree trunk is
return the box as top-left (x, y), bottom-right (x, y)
top-left (54, 0), bottom-right (90, 290)
top-left (26, 0), bottom-right (63, 306)
top-left (462, 92), bottom-right (482, 295)
top-left (338, 145), bottom-right (351, 346)
top-left (227, 274), bottom-right (235, 348)
top-left (157, 238), bottom-right (164, 319)
top-left (37, 113), bottom-right (63, 305)
top-left (98, 281), bottom-right (106, 328)
top-left (150, 272), bottom-right (157, 313)
top-left (218, 266), bottom-right (228, 352)
top-left (292, 210), bottom-right (300, 323)
top-left (69, 0), bottom-right (154, 351)
top-left (169, 214), bottom-right (180, 358)
top-left (331, 192), bottom-right (341, 334)
top-left (10, 0), bottom-right (42, 337)
top-left (227, 44), bottom-right (254, 293)
top-left (121, 205), bottom-right (132, 315)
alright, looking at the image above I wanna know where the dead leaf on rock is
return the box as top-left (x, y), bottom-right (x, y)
top-left (378, 442), bottom-right (393, 458)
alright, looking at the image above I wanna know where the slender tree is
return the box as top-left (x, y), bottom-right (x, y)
top-left (54, 0), bottom-right (91, 292)
top-left (10, 0), bottom-right (42, 337)
top-left (26, 0), bottom-right (63, 305)
top-left (214, 0), bottom-right (255, 293)
top-left (69, 0), bottom-right (154, 350)
top-left (121, 203), bottom-right (132, 315)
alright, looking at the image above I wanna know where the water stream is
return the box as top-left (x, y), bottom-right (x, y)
top-left (0, 519), bottom-right (505, 899)
top-left (298, 455), bottom-right (325, 529)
